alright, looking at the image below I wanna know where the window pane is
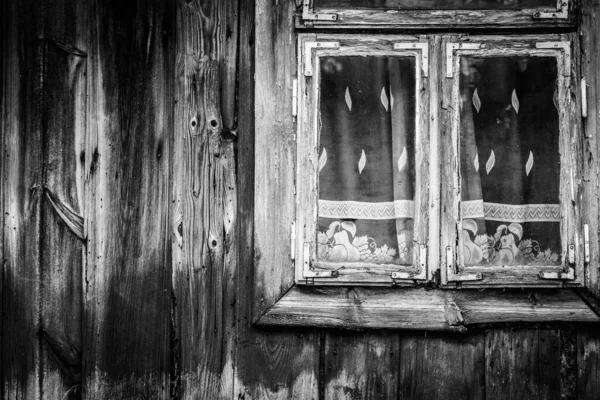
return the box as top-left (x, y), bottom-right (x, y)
top-left (316, 56), bottom-right (416, 266)
top-left (316, 0), bottom-right (555, 9)
top-left (459, 56), bottom-right (561, 267)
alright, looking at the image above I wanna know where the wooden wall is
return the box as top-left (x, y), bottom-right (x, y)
top-left (1, 0), bottom-right (599, 399)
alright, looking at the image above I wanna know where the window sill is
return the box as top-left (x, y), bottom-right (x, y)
top-left (256, 286), bottom-right (600, 332)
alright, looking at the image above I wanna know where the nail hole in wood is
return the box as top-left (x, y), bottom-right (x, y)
top-left (210, 119), bottom-right (218, 127)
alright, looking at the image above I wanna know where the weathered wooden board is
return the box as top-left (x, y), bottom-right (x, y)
top-left (259, 287), bottom-right (599, 330)
top-left (82, 1), bottom-right (173, 397)
top-left (39, 0), bottom-right (86, 398)
top-left (578, 328), bottom-right (600, 400)
top-left (324, 331), bottom-right (400, 400)
top-left (172, 1), bottom-right (239, 398)
top-left (1, 0), bottom-right (44, 398)
top-left (235, 1), bottom-right (320, 398)
top-left (399, 332), bottom-right (485, 400)
top-left (253, 0), bottom-right (298, 318)
top-left (581, 0), bottom-right (600, 300)
top-left (485, 329), bottom-right (561, 400)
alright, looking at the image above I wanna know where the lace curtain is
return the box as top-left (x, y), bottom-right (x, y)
top-left (317, 56), bottom-right (416, 266)
top-left (316, 54), bottom-right (562, 268)
top-left (459, 56), bottom-right (561, 266)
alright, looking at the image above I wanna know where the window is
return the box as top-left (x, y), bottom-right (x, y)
top-left (440, 35), bottom-right (584, 287)
top-left (253, 1), bottom-right (600, 330)
top-left (295, 35), bottom-right (430, 285)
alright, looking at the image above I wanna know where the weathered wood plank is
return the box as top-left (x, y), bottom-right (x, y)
top-left (486, 329), bottom-right (561, 400)
top-left (578, 328), bottom-right (600, 400)
top-left (1, 0), bottom-right (44, 398)
top-left (39, 0), bottom-right (86, 397)
top-left (253, 0), bottom-right (298, 318)
top-left (298, 7), bottom-right (574, 29)
top-left (398, 332), bottom-right (485, 400)
top-left (235, 1), bottom-right (320, 398)
top-left (171, 0), bottom-right (238, 398)
top-left (324, 331), bottom-right (399, 400)
top-left (236, 330), bottom-right (320, 400)
top-left (581, 0), bottom-right (600, 299)
top-left (259, 287), bottom-right (599, 330)
top-left (82, 0), bottom-right (173, 397)
top-left (559, 328), bottom-right (578, 400)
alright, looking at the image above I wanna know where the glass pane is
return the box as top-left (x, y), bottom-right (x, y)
top-left (316, 0), bottom-right (555, 9)
top-left (316, 56), bottom-right (416, 266)
top-left (459, 55), bottom-right (561, 267)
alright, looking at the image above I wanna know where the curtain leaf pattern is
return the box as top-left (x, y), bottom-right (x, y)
top-left (460, 56), bottom-right (561, 266)
top-left (472, 88), bottom-right (482, 113)
top-left (511, 88), bottom-right (520, 114)
top-left (381, 87), bottom-right (389, 111)
top-left (345, 86), bottom-right (352, 111)
top-left (319, 148), bottom-right (328, 173)
top-left (398, 146), bottom-right (407, 172)
top-left (486, 150), bottom-right (495, 175)
top-left (317, 56), bottom-right (416, 265)
top-left (526, 151), bottom-right (534, 176)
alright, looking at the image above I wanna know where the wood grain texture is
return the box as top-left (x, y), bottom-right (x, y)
top-left (299, 7), bottom-right (574, 29)
top-left (259, 287), bottom-right (599, 330)
top-left (1, 0), bottom-right (44, 398)
top-left (581, 0), bottom-right (600, 299)
top-left (235, 1), bottom-right (320, 399)
top-left (486, 329), bottom-right (561, 400)
top-left (39, 0), bottom-right (86, 398)
top-left (82, 1), bottom-right (173, 398)
top-left (324, 331), bottom-right (400, 400)
top-left (172, 1), bottom-right (239, 398)
top-left (399, 332), bottom-right (485, 400)
top-left (578, 328), bottom-right (600, 400)
top-left (253, 0), bottom-right (298, 318)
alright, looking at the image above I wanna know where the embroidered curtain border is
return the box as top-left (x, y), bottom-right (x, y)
top-left (318, 199), bottom-right (560, 222)
top-left (461, 200), bottom-right (561, 222)
top-left (318, 199), bottom-right (414, 220)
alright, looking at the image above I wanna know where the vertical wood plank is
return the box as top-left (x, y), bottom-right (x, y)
top-left (39, 0), bottom-right (86, 398)
top-left (236, 330), bottom-right (320, 400)
top-left (1, 0), bottom-right (44, 398)
top-left (324, 331), bottom-right (400, 400)
top-left (253, 0), bottom-right (297, 318)
top-left (235, 1), bottom-right (320, 399)
top-left (399, 332), bottom-right (485, 400)
top-left (578, 328), bottom-right (600, 400)
top-left (83, 0), bottom-right (173, 397)
top-left (485, 329), bottom-right (561, 400)
top-left (560, 328), bottom-right (578, 400)
top-left (581, 0), bottom-right (600, 298)
top-left (172, 0), bottom-right (239, 398)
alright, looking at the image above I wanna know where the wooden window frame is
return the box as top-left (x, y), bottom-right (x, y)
top-left (440, 34), bottom-right (586, 288)
top-left (299, 0), bottom-right (573, 29)
top-left (253, 2), bottom-right (600, 331)
top-left (295, 34), bottom-right (430, 286)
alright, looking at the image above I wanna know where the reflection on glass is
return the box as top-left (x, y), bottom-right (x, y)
top-left (459, 56), bottom-right (561, 266)
top-left (316, 56), bottom-right (416, 266)
top-left (316, 0), bottom-right (555, 9)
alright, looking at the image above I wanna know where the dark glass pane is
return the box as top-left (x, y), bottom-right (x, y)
top-left (458, 56), bottom-right (561, 267)
top-left (316, 0), bottom-right (555, 10)
top-left (316, 56), bottom-right (416, 266)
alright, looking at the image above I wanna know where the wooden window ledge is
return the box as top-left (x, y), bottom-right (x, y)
top-left (256, 287), bottom-right (600, 332)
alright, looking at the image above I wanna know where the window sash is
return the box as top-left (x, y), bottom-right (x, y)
top-left (440, 35), bottom-right (584, 287)
top-left (295, 35), bottom-right (431, 285)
